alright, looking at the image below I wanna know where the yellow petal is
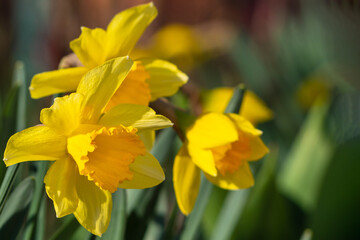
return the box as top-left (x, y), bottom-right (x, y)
top-left (40, 93), bottom-right (83, 136)
top-left (104, 62), bottom-right (151, 111)
top-left (105, 2), bottom-right (157, 59)
top-left (99, 104), bottom-right (173, 131)
top-left (204, 162), bottom-right (254, 190)
top-left (200, 88), bottom-right (273, 125)
top-left (44, 157), bottom-right (79, 218)
top-left (187, 112), bottom-right (238, 149)
top-left (68, 126), bottom-right (146, 193)
top-left (240, 91), bottom-right (273, 125)
top-left (77, 57), bottom-right (133, 123)
top-left (3, 126), bottom-right (67, 166)
top-left (226, 113), bottom-right (263, 136)
top-left (118, 152), bottom-right (165, 189)
top-left (150, 24), bottom-right (202, 61)
top-left (138, 130), bottom-right (155, 151)
top-left (173, 145), bottom-right (200, 215)
top-left (201, 87), bottom-right (233, 113)
top-left (140, 58), bottom-right (189, 100)
top-left (29, 67), bottom-right (87, 99)
top-left (69, 27), bottom-right (107, 68)
top-left (73, 172), bottom-right (112, 236)
top-left (187, 144), bottom-right (217, 176)
top-left (247, 135), bottom-right (269, 161)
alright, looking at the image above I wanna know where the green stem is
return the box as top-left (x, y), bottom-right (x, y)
top-left (23, 162), bottom-right (48, 240)
top-left (180, 175), bottom-right (213, 240)
top-left (225, 84), bottom-right (246, 114)
top-left (163, 204), bottom-right (178, 239)
top-left (0, 165), bottom-right (20, 214)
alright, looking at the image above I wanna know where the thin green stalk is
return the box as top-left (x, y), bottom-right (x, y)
top-left (0, 165), bottom-right (20, 214)
top-left (163, 204), bottom-right (178, 239)
top-left (210, 190), bottom-right (249, 240)
top-left (35, 192), bottom-right (46, 240)
top-left (116, 189), bottom-right (127, 240)
top-left (49, 216), bottom-right (79, 240)
top-left (180, 175), bottom-right (213, 240)
top-left (23, 162), bottom-right (48, 240)
top-left (224, 84), bottom-right (246, 114)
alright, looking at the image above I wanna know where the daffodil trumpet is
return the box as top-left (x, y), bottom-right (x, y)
top-left (3, 57), bottom-right (173, 236)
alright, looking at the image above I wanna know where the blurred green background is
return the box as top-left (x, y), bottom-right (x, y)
top-left (0, 0), bottom-right (360, 239)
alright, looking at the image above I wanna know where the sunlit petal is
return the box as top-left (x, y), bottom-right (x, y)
top-left (138, 130), bottom-right (155, 151)
top-left (105, 62), bottom-right (151, 110)
top-left (40, 93), bottom-right (83, 136)
top-left (105, 2), bottom-right (157, 59)
top-left (44, 157), bottom-right (79, 218)
top-left (204, 162), bottom-right (254, 190)
top-left (240, 91), bottom-right (273, 125)
top-left (173, 145), bottom-right (200, 215)
top-left (70, 27), bottom-right (107, 68)
top-left (29, 67), bottom-right (87, 99)
top-left (77, 57), bottom-right (133, 123)
top-left (3, 126), bottom-right (67, 166)
top-left (118, 152), bottom-right (165, 189)
top-left (73, 173), bottom-right (112, 236)
top-left (247, 135), bottom-right (269, 161)
top-left (99, 104), bottom-right (172, 131)
top-left (187, 112), bottom-right (238, 149)
top-left (140, 58), bottom-right (188, 100)
top-left (226, 113), bottom-right (263, 136)
top-left (187, 144), bottom-right (217, 176)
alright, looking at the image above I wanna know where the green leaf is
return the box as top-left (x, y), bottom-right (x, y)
top-left (0, 177), bottom-right (35, 239)
top-left (311, 138), bottom-right (360, 239)
top-left (231, 148), bottom-right (303, 240)
top-left (278, 101), bottom-right (334, 211)
top-left (49, 215), bottom-right (91, 240)
top-left (210, 190), bottom-right (249, 240)
top-left (0, 165), bottom-right (20, 214)
top-left (14, 61), bottom-right (27, 132)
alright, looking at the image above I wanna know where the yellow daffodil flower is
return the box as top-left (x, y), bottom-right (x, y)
top-left (3, 57), bottom-right (173, 236)
top-left (29, 2), bottom-right (188, 109)
top-left (201, 87), bottom-right (273, 125)
top-left (173, 112), bottom-right (268, 215)
top-left (296, 75), bottom-right (331, 110)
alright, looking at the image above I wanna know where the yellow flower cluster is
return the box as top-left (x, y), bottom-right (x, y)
top-left (2, 2), bottom-right (271, 236)
top-left (3, 3), bottom-right (187, 236)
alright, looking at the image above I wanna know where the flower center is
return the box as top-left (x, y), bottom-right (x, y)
top-left (105, 61), bottom-right (151, 112)
top-left (67, 126), bottom-right (146, 192)
top-left (212, 131), bottom-right (252, 175)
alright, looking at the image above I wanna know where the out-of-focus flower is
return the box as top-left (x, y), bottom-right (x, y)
top-left (4, 57), bottom-right (172, 236)
top-left (201, 87), bottom-right (273, 125)
top-left (30, 2), bottom-right (188, 109)
top-left (173, 112), bottom-right (268, 215)
top-left (132, 22), bottom-right (237, 70)
top-left (296, 75), bottom-right (331, 110)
